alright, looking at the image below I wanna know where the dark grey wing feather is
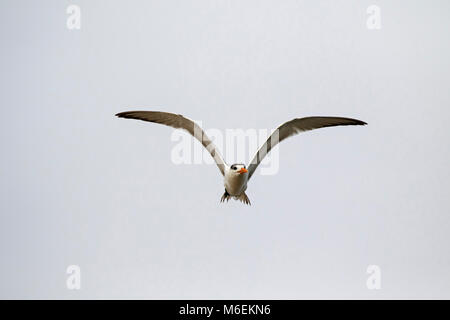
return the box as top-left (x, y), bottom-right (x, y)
top-left (116, 111), bottom-right (227, 175)
top-left (247, 116), bottom-right (367, 180)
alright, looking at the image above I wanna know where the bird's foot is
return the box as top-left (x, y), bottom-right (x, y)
top-left (220, 190), bottom-right (251, 205)
top-left (220, 190), bottom-right (231, 203)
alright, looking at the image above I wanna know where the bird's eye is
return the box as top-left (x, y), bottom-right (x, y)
top-left (231, 166), bottom-right (236, 170)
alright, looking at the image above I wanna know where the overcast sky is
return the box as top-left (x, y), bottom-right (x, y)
top-left (1, 0), bottom-right (450, 299)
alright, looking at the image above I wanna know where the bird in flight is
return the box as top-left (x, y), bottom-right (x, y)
top-left (116, 111), bottom-right (367, 205)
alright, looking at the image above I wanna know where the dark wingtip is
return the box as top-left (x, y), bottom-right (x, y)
top-left (116, 111), bottom-right (133, 118)
top-left (351, 118), bottom-right (367, 126)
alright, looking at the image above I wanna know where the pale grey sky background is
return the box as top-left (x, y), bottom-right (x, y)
top-left (1, 0), bottom-right (450, 299)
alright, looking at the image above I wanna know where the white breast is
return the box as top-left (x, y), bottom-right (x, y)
top-left (224, 170), bottom-right (248, 196)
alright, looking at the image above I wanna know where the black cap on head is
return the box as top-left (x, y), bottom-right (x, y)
top-left (230, 163), bottom-right (246, 170)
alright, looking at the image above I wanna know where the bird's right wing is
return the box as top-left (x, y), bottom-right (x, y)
top-left (247, 116), bottom-right (367, 180)
top-left (116, 111), bottom-right (227, 176)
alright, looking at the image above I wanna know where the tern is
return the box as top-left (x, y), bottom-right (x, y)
top-left (116, 111), bottom-right (367, 205)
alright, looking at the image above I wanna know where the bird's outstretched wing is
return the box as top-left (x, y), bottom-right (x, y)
top-left (116, 111), bottom-right (227, 176)
top-left (247, 116), bottom-right (367, 180)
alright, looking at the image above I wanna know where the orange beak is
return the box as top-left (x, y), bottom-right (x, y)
top-left (238, 168), bottom-right (248, 174)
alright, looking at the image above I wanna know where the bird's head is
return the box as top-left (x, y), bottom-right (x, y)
top-left (229, 163), bottom-right (248, 175)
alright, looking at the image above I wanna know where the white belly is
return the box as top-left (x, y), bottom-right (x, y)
top-left (224, 174), bottom-right (247, 196)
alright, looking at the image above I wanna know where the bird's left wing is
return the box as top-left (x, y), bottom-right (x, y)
top-left (116, 111), bottom-right (227, 176)
top-left (247, 116), bottom-right (367, 180)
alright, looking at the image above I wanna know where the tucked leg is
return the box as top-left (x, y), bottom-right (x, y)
top-left (220, 189), bottom-right (231, 203)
